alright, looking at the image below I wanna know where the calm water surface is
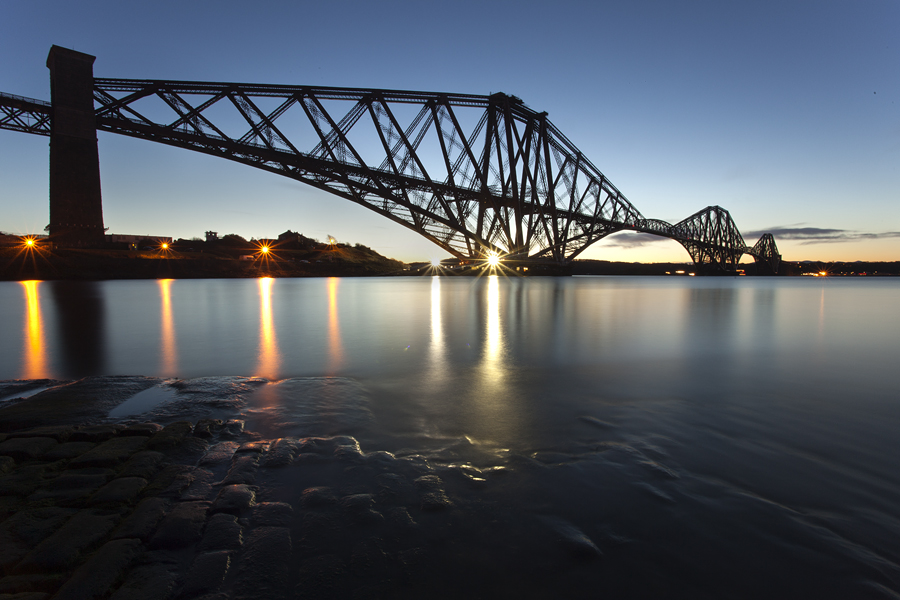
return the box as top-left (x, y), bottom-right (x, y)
top-left (2, 275), bottom-right (899, 597)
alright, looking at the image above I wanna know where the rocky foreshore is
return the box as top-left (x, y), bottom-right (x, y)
top-left (0, 418), bottom-right (472, 600)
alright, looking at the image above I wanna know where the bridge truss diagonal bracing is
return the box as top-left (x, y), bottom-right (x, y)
top-left (0, 92), bottom-right (51, 136)
top-left (0, 59), bottom-right (782, 271)
top-left (90, 79), bottom-right (645, 262)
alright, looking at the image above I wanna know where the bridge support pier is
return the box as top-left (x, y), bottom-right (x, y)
top-left (47, 46), bottom-right (104, 247)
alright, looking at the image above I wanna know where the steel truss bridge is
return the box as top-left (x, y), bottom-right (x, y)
top-left (1, 53), bottom-right (780, 273)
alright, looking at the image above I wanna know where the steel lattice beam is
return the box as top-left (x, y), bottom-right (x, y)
top-left (0, 92), bottom-right (51, 136)
top-left (89, 78), bottom-right (644, 262)
top-left (1, 73), bottom-right (783, 270)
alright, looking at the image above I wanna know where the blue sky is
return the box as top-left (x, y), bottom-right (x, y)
top-left (1, 0), bottom-right (898, 262)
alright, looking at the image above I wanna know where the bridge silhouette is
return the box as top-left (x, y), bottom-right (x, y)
top-left (1, 46), bottom-right (780, 273)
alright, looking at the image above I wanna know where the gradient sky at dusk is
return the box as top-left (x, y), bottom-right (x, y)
top-left (1, 0), bottom-right (898, 263)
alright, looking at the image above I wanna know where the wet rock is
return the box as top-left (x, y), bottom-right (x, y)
top-left (90, 477), bottom-right (148, 505)
top-left (414, 475), bottom-right (453, 511)
top-left (5, 425), bottom-right (72, 442)
top-left (17, 509), bottom-right (122, 572)
top-left (146, 421), bottom-right (193, 452)
top-left (121, 422), bottom-right (162, 437)
top-left (199, 512), bottom-right (243, 552)
top-left (70, 425), bottom-right (124, 443)
top-left (182, 468), bottom-right (215, 501)
top-left (340, 493), bottom-right (383, 525)
top-left (232, 527), bottom-right (292, 600)
top-left (0, 437), bottom-right (57, 462)
top-left (52, 538), bottom-right (143, 600)
top-left (69, 436), bottom-right (149, 469)
top-left (178, 550), bottom-right (231, 598)
top-left (387, 507), bottom-right (417, 528)
top-left (0, 574), bottom-right (63, 594)
top-left (295, 553), bottom-right (346, 599)
top-left (0, 507), bottom-right (78, 572)
top-left (0, 496), bottom-right (21, 522)
top-left (212, 484), bottom-right (256, 515)
top-left (236, 441), bottom-right (270, 454)
top-left (199, 442), bottom-right (240, 467)
top-left (300, 486), bottom-right (337, 508)
top-left (221, 420), bottom-right (245, 438)
top-left (0, 457), bottom-right (14, 475)
top-left (251, 502), bottom-right (293, 527)
top-left (142, 465), bottom-right (195, 499)
top-left (169, 436), bottom-right (210, 464)
top-left (264, 438), bottom-right (298, 468)
top-left (220, 455), bottom-right (259, 485)
top-left (0, 464), bottom-right (58, 497)
top-left (0, 592), bottom-right (50, 599)
top-left (42, 441), bottom-right (96, 461)
top-left (193, 419), bottom-right (223, 439)
top-left (349, 539), bottom-right (390, 578)
top-left (374, 473), bottom-right (415, 504)
top-left (109, 563), bottom-right (178, 600)
top-left (118, 450), bottom-right (165, 480)
top-left (28, 469), bottom-right (112, 503)
top-left (149, 501), bottom-right (209, 549)
top-left (112, 497), bottom-right (171, 541)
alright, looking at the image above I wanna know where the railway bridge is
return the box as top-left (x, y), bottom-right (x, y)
top-left (0, 46), bottom-right (781, 273)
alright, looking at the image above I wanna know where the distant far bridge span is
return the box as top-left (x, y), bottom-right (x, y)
top-left (0, 46), bottom-right (780, 273)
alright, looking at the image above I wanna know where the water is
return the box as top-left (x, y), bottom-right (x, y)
top-left (2, 275), bottom-right (899, 597)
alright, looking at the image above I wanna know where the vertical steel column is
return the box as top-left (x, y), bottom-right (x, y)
top-left (47, 46), bottom-right (104, 247)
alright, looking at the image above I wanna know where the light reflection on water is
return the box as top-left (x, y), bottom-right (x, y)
top-left (158, 279), bottom-right (178, 376)
top-left (20, 280), bottom-right (48, 380)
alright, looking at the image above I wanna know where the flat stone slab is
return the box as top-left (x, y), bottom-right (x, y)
top-left (212, 484), bottom-right (256, 515)
top-left (42, 442), bottom-right (96, 461)
top-left (220, 455), bottom-right (259, 485)
top-left (69, 436), bottom-right (149, 468)
top-left (28, 470), bottom-right (111, 503)
top-left (0, 507), bottom-right (78, 572)
top-left (112, 497), bottom-right (170, 542)
top-left (198, 513), bottom-right (243, 552)
top-left (146, 422), bottom-right (193, 452)
top-left (51, 538), bottom-right (143, 600)
top-left (90, 477), bottom-right (148, 504)
top-left (199, 442), bottom-right (240, 467)
top-left (251, 502), bottom-right (293, 527)
top-left (179, 550), bottom-right (232, 597)
top-left (109, 563), bottom-right (178, 600)
top-left (0, 437), bottom-right (57, 461)
top-left (149, 501), bottom-right (209, 549)
top-left (17, 509), bottom-right (122, 572)
top-left (118, 450), bottom-right (165, 479)
top-left (232, 527), bottom-right (292, 600)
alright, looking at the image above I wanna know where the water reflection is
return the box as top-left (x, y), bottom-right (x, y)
top-left (255, 277), bottom-right (281, 379)
top-left (473, 275), bottom-right (518, 441)
top-left (428, 277), bottom-right (446, 382)
top-left (327, 277), bottom-right (344, 375)
top-left (20, 281), bottom-right (49, 379)
top-left (48, 281), bottom-right (105, 377)
top-left (158, 279), bottom-right (178, 376)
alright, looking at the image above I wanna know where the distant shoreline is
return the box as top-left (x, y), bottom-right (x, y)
top-left (1, 246), bottom-right (898, 281)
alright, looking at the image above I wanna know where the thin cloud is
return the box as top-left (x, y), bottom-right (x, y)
top-left (600, 232), bottom-right (671, 248)
top-left (744, 227), bottom-right (900, 245)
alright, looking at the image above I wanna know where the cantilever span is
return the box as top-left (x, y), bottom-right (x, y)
top-left (0, 46), bottom-right (780, 272)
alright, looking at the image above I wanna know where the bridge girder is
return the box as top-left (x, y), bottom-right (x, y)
top-left (89, 79), bottom-right (643, 262)
top-left (747, 233), bottom-right (782, 274)
top-left (0, 52), bottom-right (785, 268)
top-left (0, 93), bottom-right (51, 136)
